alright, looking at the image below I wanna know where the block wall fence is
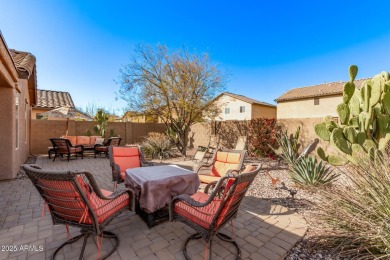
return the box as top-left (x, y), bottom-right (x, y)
top-left (30, 120), bottom-right (167, 154)
top-left (31, 118), bottom-right (332, 156)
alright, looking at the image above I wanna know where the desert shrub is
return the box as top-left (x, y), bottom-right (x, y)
top-left (141, 132), bottom-right (174, 159)
top-left (274, 127), bottom-right (301, 167)
top-left (247, 118), bottom-right (278, 157)
top-left (290, 156), bottom-right (338, 187)
top-left (317, 158), bottom-right (390, 258)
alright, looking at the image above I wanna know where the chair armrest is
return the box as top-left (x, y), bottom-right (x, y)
top-left (74, 145), bottom-right (84, 151)
top-left (94, 144), bottom-right (103, 149)
top-left (196, 163), bottom-right (213, 174)
top-left (111, 163), bottom-right (122, 182)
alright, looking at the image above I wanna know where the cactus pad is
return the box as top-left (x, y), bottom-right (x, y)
top-left (349, 65), bottom-right (358, 82)
top-left (337, 103), bottom-right (350, 125)
top-left (317, 147), bottom-right (327, 161)
top-left (314, 123), bottom-right (331, 141)
top-left (352, 144), bottom-right (368, 161)
top-left (331, 128), bottom-right (352, 154)
top-left (327, 154), bottom-right (348, 166)
top-left (356, 132), bottom-right (366, 145)
top-left (382, 92), bottom-right (390, 115)
top-left (343, 126), bottom-right (357, 143)
top-left (343, 82), bottom-right (355, 104)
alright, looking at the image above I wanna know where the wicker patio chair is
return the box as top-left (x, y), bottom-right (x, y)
top-left (109, 146), bottom-right (154, 186)
top-left (21, 164), bottom-right (133, 260)
top-left (49, 138), bottom-right (84, 162)
top-left (197, 150), bottom-right (246, 185)
top-left (94, 137), bottom-right (122, 158)
top-left (169, 163), bottom-right (262, 260)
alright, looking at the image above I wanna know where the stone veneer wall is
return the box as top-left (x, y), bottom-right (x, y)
top-left (31, 120), bottom-right (166, 154)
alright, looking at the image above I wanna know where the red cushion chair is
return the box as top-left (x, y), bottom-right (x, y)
top-left (197, 150), bottom-right (246, 184)
top-left (109, 146), bottom-right (153, 184)
top-left (22, 164), bottom-right (133, 260)
top-left (49, 138), bottom-right (84, 162)
top-left (169, 163), bottom-right (262, 260)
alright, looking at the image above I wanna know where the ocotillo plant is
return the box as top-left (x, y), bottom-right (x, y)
top-left (315, 65), bottom-right (390, 165)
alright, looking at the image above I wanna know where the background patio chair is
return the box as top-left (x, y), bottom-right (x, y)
top-left (193, 135), bottom-right (220, 163)
top-left (169, 163), bottom-right (262, 260)
top-left (234, 136), bottom-right (247, 150)
top-left (197, 150), bottom-right (246, 185)
top-left (94, 137), bottom-right (122, 158)
top-left (22, 164), bottom-right (132, 260)
top-left (49, 138), bottom-right (84, 162)
top-left (109, 146), bottom-right (154, 186)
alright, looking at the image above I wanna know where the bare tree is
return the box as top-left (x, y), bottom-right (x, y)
top-left (118, 44), bottom-right (226, 156)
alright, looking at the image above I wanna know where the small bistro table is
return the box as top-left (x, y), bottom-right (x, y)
top-left (125, 165), bottom-right (200, 227)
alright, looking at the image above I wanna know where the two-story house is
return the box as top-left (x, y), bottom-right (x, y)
top-left (212, 92), bottom-right (276, 121)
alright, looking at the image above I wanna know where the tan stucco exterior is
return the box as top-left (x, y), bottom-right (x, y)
top-left (0, 34), bottom-right (35, 180)
top-left (277, 95), bottom-right (342, 119)
top-left (214, 94), bottom-right (276, 121)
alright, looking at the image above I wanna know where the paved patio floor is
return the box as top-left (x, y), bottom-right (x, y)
top-left (0, 156), bottom-right (307, 260)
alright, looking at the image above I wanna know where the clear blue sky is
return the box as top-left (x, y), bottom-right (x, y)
top-left (1, 1), bottom-right (390, 116)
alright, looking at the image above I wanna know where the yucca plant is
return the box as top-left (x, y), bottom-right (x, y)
top-left (274, 127), bottom-right (301, 167)
top-left (141, 132), bottom-right (174, 160)
top-left (290, 156), bottom-right (339, 187)
top-left (316, 158), bottom-right (390, 258)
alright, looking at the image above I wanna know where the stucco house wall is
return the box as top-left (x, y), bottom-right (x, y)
top-left (0, 34), bottom-right (36, 180)
top-left (213, 93), bottom-right (276, 121)
top-left (277, 95), bottom-right (341, 119)
top-left (252, 103), bottom-right (277, 119)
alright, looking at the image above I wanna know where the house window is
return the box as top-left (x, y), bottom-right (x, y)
top-left (15, 92), bottom-right (19, 149)
top-left (225, 108), bottom-right (230, 114)
top-left (314, 98), bottom-right (319, 105)
top-left (240, 106), bottom-right (245, 113)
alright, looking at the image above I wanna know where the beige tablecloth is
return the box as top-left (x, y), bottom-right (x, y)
top-left (125, 165), bottom-right (200, 213)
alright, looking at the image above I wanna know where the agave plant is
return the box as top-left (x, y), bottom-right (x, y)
top-left (290, 156), bottom-right (339, 187)
top-left (274, 127), bottom-right (301, 167)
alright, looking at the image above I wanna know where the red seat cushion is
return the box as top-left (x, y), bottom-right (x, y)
top-left (174, 192), bottom-right (221, 229)
top-left (38, 176), bottom-right (129, 224)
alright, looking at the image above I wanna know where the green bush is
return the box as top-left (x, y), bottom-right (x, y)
top-left (290, 156), bottom-right (338, 187)
top-left (317, 158), bottom-right (390, 258)
top-left (141, 132), bottom-right (174, 159)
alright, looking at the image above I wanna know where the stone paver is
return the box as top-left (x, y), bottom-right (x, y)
top-left (0, 156), bottom-right (307, 259)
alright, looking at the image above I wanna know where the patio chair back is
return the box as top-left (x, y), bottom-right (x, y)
top-left (106, 137), bottom-right (121, 147)
top-left (109, 146), bottom-right (153, 183)
top-left (234, 136), bottom-right (247, 150)
top-left (50, 138), bottom-right (72, 153)
top-left (211, 150), bottom-right (246, 177)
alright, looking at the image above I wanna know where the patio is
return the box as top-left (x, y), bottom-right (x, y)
top-left (0, 156), bottom-right (307, 260)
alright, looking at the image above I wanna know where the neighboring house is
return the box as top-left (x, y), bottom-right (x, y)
top-left (121, 111), bottom-right (160, 123)
top-left (212, 92), bottom-right (276, 121)
top-left (32, 89), bottom-right (75, 119)
top-left (0, 33), bottom-right (37, 180)
top-left (275, 79), bottom-right (366, 149)
top-left (275, 79), bottom-right (365, 119)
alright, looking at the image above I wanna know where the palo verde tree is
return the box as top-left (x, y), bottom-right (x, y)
top-left (118, 44), bottom-right (226, 156)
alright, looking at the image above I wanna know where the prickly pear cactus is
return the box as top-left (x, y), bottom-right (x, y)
top-left (314, 65), bottom-right (390, 165)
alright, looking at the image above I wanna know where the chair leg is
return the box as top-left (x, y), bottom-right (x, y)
top-left (183, 232), bottom-right (240, 260)
top-left (51, 230), bottom-right (119, 260)
top-left (67, 153), bottom-right (70, 162)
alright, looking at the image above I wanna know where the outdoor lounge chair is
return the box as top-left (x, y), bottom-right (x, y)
top-left (49, 138), bottom-right (84, 162)
top-left (21, 164), bottom-right (132, 260)
top-left (197, 150), bottom-right (246, 185)
top-left (234, 136), bottom-right (247, 150)
top-left (193, 135), bottom-right (220, 163)
top-left (109, 146), bottom-right (154, 185)
top-left (94, 137), bottom-right (122, 158)
top-left (169, 163), bottom-right (262, 260)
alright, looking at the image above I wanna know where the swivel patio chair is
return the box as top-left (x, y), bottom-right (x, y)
top-left (109, 146), bottom-right (154, 186)
top-left (169, 163), bottom-right (262, 260)
top-left (94, 137), bottom-right (122, 158)
top-left (21, 164), bottom-right (132, 260)
top-left (197, 150), bottom-right (246, 185)
top-left (49, 138), bottom-right (84, 162)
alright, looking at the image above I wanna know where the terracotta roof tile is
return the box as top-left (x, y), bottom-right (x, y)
top-left (218, 92), bottom-right (276, 107)
top-left (9, 49), bottom-right (36, 79)
top-left (36, 89), bottom-right (75, 109)
top-left (275, 79), bottom-right (366, 102)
